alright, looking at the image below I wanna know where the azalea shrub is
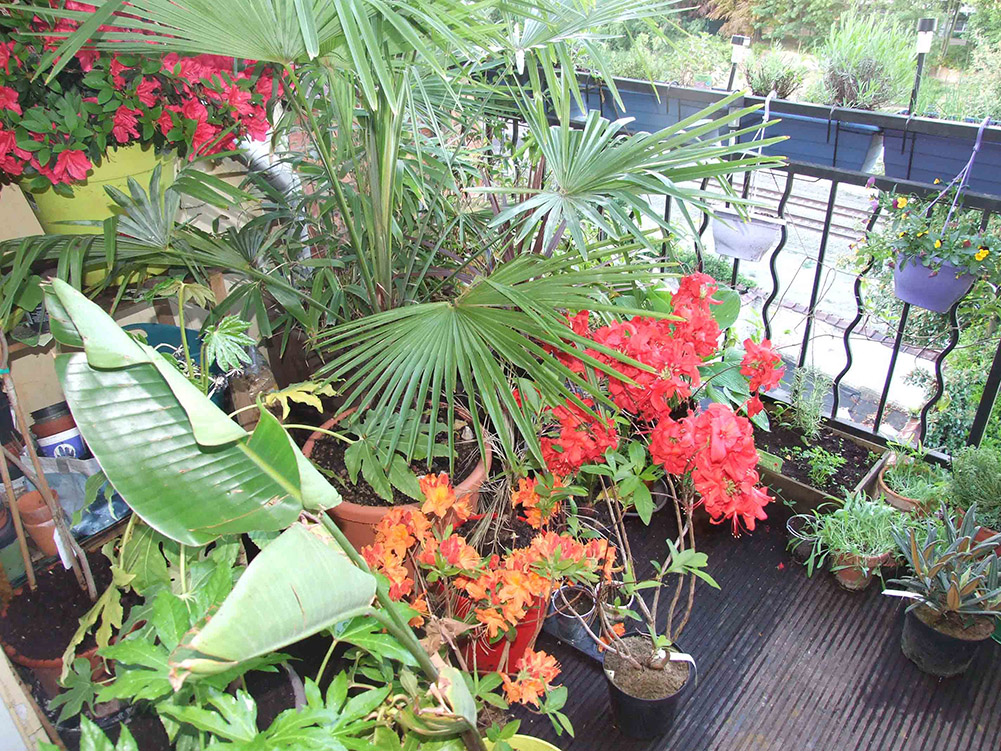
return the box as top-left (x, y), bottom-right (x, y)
top-left (361, 472), bottom-right (612, 730)
top-left (0, 2), bottom-right (277, 194)
top-left (533, 272), bottom-right (785, 533)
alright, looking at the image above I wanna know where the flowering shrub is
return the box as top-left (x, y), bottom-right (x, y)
top-left (857, 189), bottom-right (1001, 283)
top-left (362, 474), bottom-right (611, 705)
top-left (537, 273), bottom-right (785, 532)
top-left (0, 2), bottom-right (276, 193)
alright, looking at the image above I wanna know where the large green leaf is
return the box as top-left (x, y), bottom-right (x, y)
top-left (168, 524), bottom-right (376, 686)
top-left (45, 280), bottom-right (339, 546)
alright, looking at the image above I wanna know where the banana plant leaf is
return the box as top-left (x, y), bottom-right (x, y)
top-left (44, 279), bottom-right (339, 546)
top-left (168, 523), bottom-right (376, 687)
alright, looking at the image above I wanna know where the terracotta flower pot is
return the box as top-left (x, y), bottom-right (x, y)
top-left (302, 406), bottom-right (491, 553)
top-left (16, 490), bottom-right (54, 525)
top-left (877, 457), bottom-right (920, 513)
top-left (957, 508), bottom-right (1001, 557)
top-left (831, 552), bottom-right (890, 591)
top-left (0, 587), bottom-right (102, 698)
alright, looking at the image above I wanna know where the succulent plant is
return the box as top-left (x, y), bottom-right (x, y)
top-left (886, 505), bottom-right (1001, 618)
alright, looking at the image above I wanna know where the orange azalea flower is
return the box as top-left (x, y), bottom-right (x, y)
top-left (381, 523), bottom-right (415, 559)
top-left (420, 472), bottom-right (457, 518)
top-left (502, 649), bottom-right (561, 706)
top-left (409, 594), bottom-right (429, 628)
top-left (475, 606), bottom-right (509, 639)
top-left (511, 477), bottom-right (540, 510)
top-left (597, 622), bottom-right (626, 653)
top-left (451, 493), bottom-right (473, 523)
top-left (459, 571), bottom-right (498, 602)
top-left (584, 538), bottom-right (617, 581)
top-left (439, 534), bottom-right (481, 570)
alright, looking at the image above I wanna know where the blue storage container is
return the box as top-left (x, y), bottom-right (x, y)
top-left (883, 129), bottom-right (1001, 196)
top-left (737, 112), bottom-right (882, 171)
top-left (571, 84), bottom-right (720, 135)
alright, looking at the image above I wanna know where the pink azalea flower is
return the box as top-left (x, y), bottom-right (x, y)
top-left (0, 85), bottom-right (22, 115)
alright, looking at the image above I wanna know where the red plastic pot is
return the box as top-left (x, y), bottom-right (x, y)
top-left (459, 595), bottom-right (546, 674)
top-left (302, 406), bottom-right (491, 553)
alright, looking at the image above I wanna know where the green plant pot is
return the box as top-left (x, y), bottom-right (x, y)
top-left (25, 143), bottom-right (174, 235)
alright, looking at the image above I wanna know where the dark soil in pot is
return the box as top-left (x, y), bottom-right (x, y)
top-left (308, 427), bottom-right (478, 507)
top-left (244, 666), bottom-right (305, 729)
top-left (604, 635), bottom-right (690, 700)
top-left (0, 552), bottom-right (137, 660)
top-left (461, 515), bottom-right (538, 556)
top-left (754, 406), bottom-right (878, 496)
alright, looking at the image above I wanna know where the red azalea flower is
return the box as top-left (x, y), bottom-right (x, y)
top-left (0, 42), bottom-right (15, 74)
top-left (135, 77), bottom-right (160, 108)
top-left (181, 98), bottom-right (208, 123)
top-left (75, 48), bottom-right (99, 72)
top-left (190, 120), bottom-right (220, 155)
top-left (0, 85), bottom-right (22, 115)
top-left (242, 109), bottom-right (270, 141)
top-left (744, 394), bottom-right (764, 418)
top-left (53, 149), bottom-right (92, 183)
top-left (225, 85), bottom-right (254, 117)
top-left (109, 56), bottom-right (129, 89)
top-left (740, 338), bottom-right (784, 393)
top-left (112, 105), bottom-right (140, 143)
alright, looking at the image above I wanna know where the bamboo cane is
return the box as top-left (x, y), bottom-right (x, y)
top-left (0, 334), bottom-right (95, 600)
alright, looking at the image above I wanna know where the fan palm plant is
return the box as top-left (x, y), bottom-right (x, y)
top-left (27, 0), bottom-right (783, 466)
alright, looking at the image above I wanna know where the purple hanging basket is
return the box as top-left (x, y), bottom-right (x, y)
top-left (711, 210), bottom-right (785, 262)
top-left (892, 254), bottom-right (975, 313)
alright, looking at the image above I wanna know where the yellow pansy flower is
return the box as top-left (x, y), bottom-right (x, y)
top-left (976, 247), bottom-right (990, 261)
top-left (934, 239), bottom-right (942, 249)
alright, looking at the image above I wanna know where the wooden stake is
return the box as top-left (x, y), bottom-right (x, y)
top-left (0, 447), bottom-right (34, 590)
top-left (0, 334), bottom-right (95, 600)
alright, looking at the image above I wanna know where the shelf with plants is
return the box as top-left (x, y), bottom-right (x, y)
top-left (753, 369), bottom-right (886, 512)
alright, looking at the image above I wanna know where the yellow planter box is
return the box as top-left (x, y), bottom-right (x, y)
top-left (26, 144), bottom-right (175, 235)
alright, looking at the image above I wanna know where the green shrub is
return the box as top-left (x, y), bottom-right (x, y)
top-left (600, 31), bottom-right (729, 87)
top-left (950, 446), bottom-right (1001, 530)
top-left (743, 46), bottom-right (807, 98)
top-left (813, 11), bottom-right (913, 110)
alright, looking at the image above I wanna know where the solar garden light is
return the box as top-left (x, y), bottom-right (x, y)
top-left (908, 18), bottom-right (938, 114)
top-left (727, 35), bottom-right (751, 91)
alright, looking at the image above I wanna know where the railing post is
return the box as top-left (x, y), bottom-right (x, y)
top-left (967, 336), bottom-right (1001, 446)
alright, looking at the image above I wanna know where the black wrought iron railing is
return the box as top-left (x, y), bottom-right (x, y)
top-left (550, 77), bottom-right (1001, 451)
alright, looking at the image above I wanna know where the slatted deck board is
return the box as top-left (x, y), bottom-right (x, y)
top-left (514, 509), bottom-right (1001, 751)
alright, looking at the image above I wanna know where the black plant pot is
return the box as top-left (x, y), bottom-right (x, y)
top-left (604, 643), bottom-right (694, 739)
top-left (901, 608), bottom-right (993, 678)
top-left (548, 585), bottom-right (596, 645)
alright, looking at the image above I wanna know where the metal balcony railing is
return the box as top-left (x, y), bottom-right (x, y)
top-left (543, 77), bottom-right (1001, 450)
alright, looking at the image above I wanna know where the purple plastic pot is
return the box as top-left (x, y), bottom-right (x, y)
top-left (892, 254), bottom-right (974, 313)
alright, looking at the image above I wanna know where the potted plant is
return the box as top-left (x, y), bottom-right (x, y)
top-left (797, 492), bottom-right (916, 591)
top-left (0, 2), bottom-right (276, 233)
top-left (361, 472), bottom-right (604, 738)
top-left (884, 506), bottom-right (1001, 677)
top-left (950, 445), bottom-right (1001, 555)
top-left (877, 441), bottom-right (951, 513)
top-left (753, 368), bottom-right (886, 510)
top-left (857, 189), bottom-right (999, 313)
top-left (301, 407), bottom-right (491, 552)
top-left (738, 12), bottom-right (908, 171)
top-left (742, 46), bottom-right (806, 100)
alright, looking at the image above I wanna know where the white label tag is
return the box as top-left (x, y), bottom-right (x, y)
top-left (669, 651), bottom-right (696, 668)
top-left (54, 528), bottom-right (74, 570)
top-left (882, 589), bottom-right (924, 601)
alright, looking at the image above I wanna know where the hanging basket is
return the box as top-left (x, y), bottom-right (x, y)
top-left (711, 209), bottom-right (785, 262)
top-left (892, 254), bottom-right (975, 313)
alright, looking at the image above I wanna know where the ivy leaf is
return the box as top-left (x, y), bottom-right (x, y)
top-left (201, 315), bottom-right (255, 372)
top-left (261, 381), bottom-right (336, 420)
